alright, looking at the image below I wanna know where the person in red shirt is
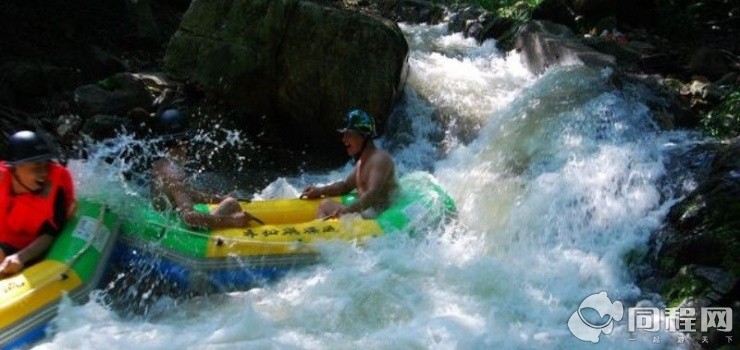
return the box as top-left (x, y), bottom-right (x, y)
top-left (0, 131), bottom-right (76, 276)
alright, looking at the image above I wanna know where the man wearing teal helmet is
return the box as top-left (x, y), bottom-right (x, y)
top-left (301, 109), bottom-right (398, 218)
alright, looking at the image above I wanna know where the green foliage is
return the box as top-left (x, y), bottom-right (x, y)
top-left (701, 88), bottom-right (740, 138)
top-left (661, 267), bottom-right (707, 307)
top-left (496, 1), bottom-right (537, 22)
top-left (448, 0), bottom-right (544, 20)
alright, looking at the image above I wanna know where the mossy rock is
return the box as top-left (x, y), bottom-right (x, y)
top-left (701, 88), bottom-right (740, 139)
top-left (660, 265), bottom-right (739, 347)
top-left (660, 139), bottom-right (740, 275)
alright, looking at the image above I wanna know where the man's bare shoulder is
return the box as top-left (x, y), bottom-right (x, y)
top-left (369, 148), bottom-right (394, 165)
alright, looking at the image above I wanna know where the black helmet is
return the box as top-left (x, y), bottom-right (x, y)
top-left (7, 131), bottom-right (53, 165)
top-left (337, 109), bottom-right (377, 138)
top-left (157, 109), bottom-right (190, 140)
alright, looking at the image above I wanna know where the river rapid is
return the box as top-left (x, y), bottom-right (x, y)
top-left (35, 22), bottom-right (705, 350)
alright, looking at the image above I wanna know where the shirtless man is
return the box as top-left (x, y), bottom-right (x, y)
top-left (301, 109), bottom-right (398, 218)
top-left (151, 109), bottom-right (261, 229)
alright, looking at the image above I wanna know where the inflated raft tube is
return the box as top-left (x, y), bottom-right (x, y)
top-left (0, 201), bottom-right (120, 350)
top-left (113, 171), bottom-right (456, 292)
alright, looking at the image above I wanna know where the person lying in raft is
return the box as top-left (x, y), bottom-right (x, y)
top-left (150, 109), bottom-right (262, 229)
top-left (0, 131), bottom-right (77, 276)
top-left (301, 108), bottom-right (398, 219)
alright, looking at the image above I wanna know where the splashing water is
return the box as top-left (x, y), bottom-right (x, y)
top-left (35, 22), bottom-right (707, 350)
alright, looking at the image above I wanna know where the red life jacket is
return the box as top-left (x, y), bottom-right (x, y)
top-left (0, 161), bottom-right (76, 250)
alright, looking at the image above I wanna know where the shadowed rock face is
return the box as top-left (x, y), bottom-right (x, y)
top-left (659, 139), bottom-right (740, 274)
top-left (651, 138), bottom-right (739, 345)
top-left (164, 0), bottom-right (409, 152)
top-left (514, 20), bottom-right (615, 74)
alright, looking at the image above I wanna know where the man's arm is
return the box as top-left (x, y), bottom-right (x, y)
top-left (15, 234), bottom-right (54, 265)
top-left (0, 234), bottom-right (55, 275)
top-left (301, 168), bottom-right (357, 198)
top-left (327, 169), bottom-right (357, 196)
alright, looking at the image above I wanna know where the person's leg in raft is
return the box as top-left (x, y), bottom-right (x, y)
top-left (210, 197), bottom-right (242, 216)
top-left (211, 197), bottom-right (259, 225)
top-left (211, 197), bottom-right (265, 225)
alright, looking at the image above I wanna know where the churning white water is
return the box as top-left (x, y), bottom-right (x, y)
top-left (33, 22), bottom-right (703, 350)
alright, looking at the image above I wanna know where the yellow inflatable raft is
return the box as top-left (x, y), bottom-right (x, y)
top-left (110, 172), bottom-right (455, 298)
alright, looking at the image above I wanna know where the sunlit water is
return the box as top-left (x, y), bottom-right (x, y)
top-left (33, 23), bottom-right (707, 349)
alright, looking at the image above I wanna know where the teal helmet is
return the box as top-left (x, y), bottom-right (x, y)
top-left (337, 109), bottom-right (376, 138)
top-left (7, 131), bottom-right (54, 165)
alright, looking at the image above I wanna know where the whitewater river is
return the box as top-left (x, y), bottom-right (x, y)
top-left (35, 22), bottom-right (705, 349)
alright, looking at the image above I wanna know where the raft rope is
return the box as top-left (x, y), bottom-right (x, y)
top-left (61, 203), bottom-right (110, 273)
top-left (5, 203), bottom-right (113, 303)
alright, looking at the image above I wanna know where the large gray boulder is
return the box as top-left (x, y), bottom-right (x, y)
top-left (164, 0), bottom-right (409, 151)
top-left (73, 73), bottom-right (153, 117)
